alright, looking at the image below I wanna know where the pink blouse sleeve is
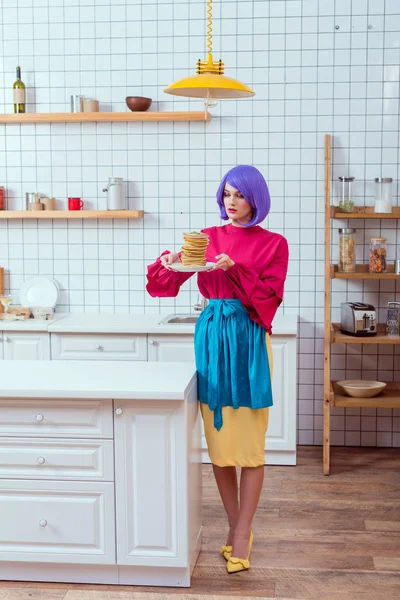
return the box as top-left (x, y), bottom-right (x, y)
top-left (225, 237), bottom-right (289, 331)
top-left (146, 251), bottom-right (194, 298)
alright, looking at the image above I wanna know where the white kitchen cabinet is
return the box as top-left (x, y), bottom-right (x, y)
top-left (147, 334), bottom-right (195, 362)
top-left (3, 332), bottom-right (50, 360)
top-left (51, 333), bottom-right (147, 361)
top-left (114, 389), bottom-right (201, 569)
top-left (0, 479), bottom-right (115, 564)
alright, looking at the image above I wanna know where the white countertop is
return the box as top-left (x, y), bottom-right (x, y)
top-left (0, 360), bottom-right (196, 400)
top-left (47, 312), bottom-right (298, 335)
top-left (0, 313), bottom-right (67, 332)
top-left (0, 312), bottom-right (298, 335)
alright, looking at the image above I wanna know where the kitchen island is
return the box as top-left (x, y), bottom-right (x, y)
top-left (0, 360), bottom-right (201, 587)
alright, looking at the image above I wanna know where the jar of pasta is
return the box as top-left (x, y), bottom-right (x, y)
top-left (369, 237), bottom-right (387, 273)
top-left (338, 228), bottom-right (356, 273)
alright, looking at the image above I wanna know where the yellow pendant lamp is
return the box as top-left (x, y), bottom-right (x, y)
top-left (164, 0), bottom-right (255, 101)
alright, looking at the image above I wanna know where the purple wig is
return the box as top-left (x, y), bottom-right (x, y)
top-left (216, 165), bottom-right (271, 227)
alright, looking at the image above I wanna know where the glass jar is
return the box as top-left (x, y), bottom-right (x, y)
top-left (0, 187), bottom-right (5, 210)
top-left (369, 237), bottom-right (387, 273)
top-left (338, 228), bottom-right (356, 273)
top-left (338, 176), bottom-right (355, 213)
top-left (374, 177), bottom-right (392, 214)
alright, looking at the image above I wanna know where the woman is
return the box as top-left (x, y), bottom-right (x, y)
top-left (146, 165), bottom-right (289, 574)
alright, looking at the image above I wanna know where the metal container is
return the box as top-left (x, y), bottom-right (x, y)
top-left (386, 301), bottom-right (400, 337)
top-left (102, 177), bottom-right (126, 210)
top-left (394, 259), bottom-right (400, 275)
top-left (25, 192), bottom-right (39, 209)
top-left (70, 95), bottom-right (83, 113)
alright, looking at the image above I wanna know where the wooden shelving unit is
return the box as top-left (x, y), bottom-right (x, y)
top-left (323, 133), bottom-right (400, 475)
top-left (331, 264), bottom-right (400, 279)
top-left (0, 210), bottom-right (144, 219)
top-left (0, 111), bottom-right (211, 124)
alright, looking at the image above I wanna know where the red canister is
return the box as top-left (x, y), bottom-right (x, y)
top-left (0, 187), bottom-right (5, 210)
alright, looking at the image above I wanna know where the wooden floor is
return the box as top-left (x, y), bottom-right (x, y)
top-left (1, 446), bottom-right (400, 600)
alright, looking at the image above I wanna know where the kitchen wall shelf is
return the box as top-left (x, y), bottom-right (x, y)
top-left (0, 111), bottom-right (211, 124)
top-left (331, 264), bottom-right (400, 279)
top-left (331, 205), bottom-right (400, 219)
top-left (331, 382), bottom-right (400, 409)
top-left (331, 323), bottom-right (397, 344)
top-left (0, 210), bottom-right (144, 219)
top-left (323, 133), bottom-right (400, 476)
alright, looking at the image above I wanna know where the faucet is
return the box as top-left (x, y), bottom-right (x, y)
top-left (194, 294), bottom-right (208, 312)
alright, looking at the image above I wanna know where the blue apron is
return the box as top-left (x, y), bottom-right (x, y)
top-left (194, 299), bottom-right (273, 431)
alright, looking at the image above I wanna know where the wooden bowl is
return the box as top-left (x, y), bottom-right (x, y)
top-left (125, 96), bottom-right (152, 112)
top-left (336, 380), bottom-right (386, 398)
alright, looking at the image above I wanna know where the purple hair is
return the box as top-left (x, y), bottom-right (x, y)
top-left (216, 165), bottom-right (271, 227)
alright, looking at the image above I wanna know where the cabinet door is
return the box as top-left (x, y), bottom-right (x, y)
top-left (147, 334), bottom-right (194, 362)
top-left (3, 332), bottom-right (50, 360)
top-left (114, 400), bottom-right (188, 567)
top-left (266, 336), bottom-right (297, 453)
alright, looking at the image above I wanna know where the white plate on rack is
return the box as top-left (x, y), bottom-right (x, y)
top-left (169, 262), bottom-right (215, 273)
top-left (19, 276), bottom-right (59, 308)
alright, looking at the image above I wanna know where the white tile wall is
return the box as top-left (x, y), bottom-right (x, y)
top-left (0, 0), bottom-right (399, 447)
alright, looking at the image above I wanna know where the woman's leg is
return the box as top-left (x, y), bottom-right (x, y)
top-left (231, 465), bottom-right (264, 557)
top-left (212, 464), bottom-right (240, 545)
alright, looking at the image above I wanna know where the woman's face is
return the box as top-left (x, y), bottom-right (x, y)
top-left (223, 182), bottom-right (253, 226)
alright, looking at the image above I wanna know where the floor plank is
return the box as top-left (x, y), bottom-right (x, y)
top-left (1, 447), bottom-right (399, 600)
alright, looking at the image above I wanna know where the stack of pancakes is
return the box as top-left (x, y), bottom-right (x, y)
top-left (180, 232), bottom-right (209, 266)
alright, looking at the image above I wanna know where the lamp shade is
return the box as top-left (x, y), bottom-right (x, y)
top-left (164, 73), bottom-right (255, 99)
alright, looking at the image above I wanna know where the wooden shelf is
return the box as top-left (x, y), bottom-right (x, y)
top-left (331, 264), bottom-right (400, 279)
top-left (331, 323), bottom-right (399, 344)
top-left (0, 210), bottom-right (144, 219)
top-left (332, 381), bottom-right (400, 408)
top-left (331, 205), bottom-right (400, 219)
top-left (0, 111), bottom-right (211, 124)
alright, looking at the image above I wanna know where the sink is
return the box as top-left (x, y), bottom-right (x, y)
top-left (160, 314), bottom-right (199, 325)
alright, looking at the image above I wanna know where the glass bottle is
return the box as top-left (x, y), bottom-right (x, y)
top-left (338, 228), bottom-right (356, 273)
top-left (338, 176), bottom-right (355, 213)
top-left (374, 178), bottom-right (392, 214)
top-left (369, 237), bottom-right (387, 274)
top-left (13, 66), bottom-right (26, 114)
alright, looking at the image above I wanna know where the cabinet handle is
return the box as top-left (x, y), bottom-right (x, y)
top-left (115, 407), bottom-right (123, 415)
top-left (39, 519), bottom-right (47, 528)
top-left (148, 338), bottom-right (155, 345)
top-left (95, 344), bottom-right (102, 350)
top-left (4, 335), bottom-right (9, 342)
top-left (35, 414), bottom-right (44, 422)
top-left (37, 457), bottom-right (45, 465)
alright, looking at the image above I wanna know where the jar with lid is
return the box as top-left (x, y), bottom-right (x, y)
top-left (369, 237), bottom-right (387, 273)
top-left (374, 178), bottom-right (392, 214)
top-left (0, 186), bottom-right (5, 210)
top-left (338, 228), bottom-right (356, 273)
top-left (338, 176), bottom-right (355, 213)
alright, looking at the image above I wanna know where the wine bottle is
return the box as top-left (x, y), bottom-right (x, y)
top-left (13, 66), bottom-right (25, 114)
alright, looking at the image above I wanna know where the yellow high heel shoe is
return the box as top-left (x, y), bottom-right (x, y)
top-left (226, 531), bottom-right (254, 574)
top-left (219, 544), bottom-right (232, 560)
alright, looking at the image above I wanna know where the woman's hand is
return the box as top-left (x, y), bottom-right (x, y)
top-left (160, 252), bottom-right (180, 270)
top-left (213, 254), bottom-right (235, 271)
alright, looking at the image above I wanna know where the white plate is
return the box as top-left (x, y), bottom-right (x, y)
top-left (169, 262), bottom-right (215, 273)
top-left (20, 276), bottom-right (59, 308)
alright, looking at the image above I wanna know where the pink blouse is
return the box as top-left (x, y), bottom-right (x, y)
top-left (146, 224), bottom-right (289, 334)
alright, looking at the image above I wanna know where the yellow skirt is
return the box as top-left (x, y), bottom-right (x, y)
top-left (200, 333), bottom-right (273, 468)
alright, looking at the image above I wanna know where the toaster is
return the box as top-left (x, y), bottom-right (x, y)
top-left (340, 302), bottom-right (377, 336)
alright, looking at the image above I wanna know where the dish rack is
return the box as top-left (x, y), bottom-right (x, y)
top-left (323, 134), bottom-right (400, 475)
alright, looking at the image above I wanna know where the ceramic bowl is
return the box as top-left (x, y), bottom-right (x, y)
top-left (125, 96), bottom-right (152, 112)
top-left (336, 380), bottom-right (386, 398)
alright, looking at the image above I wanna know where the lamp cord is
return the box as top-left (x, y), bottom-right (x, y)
top-left (207, 0), bottom-right (213, 56)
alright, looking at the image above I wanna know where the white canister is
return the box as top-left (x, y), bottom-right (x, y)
top-left (102, 177), bottom-right (126, 210)
top-left (374, 177), bottom-right (392, 213)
